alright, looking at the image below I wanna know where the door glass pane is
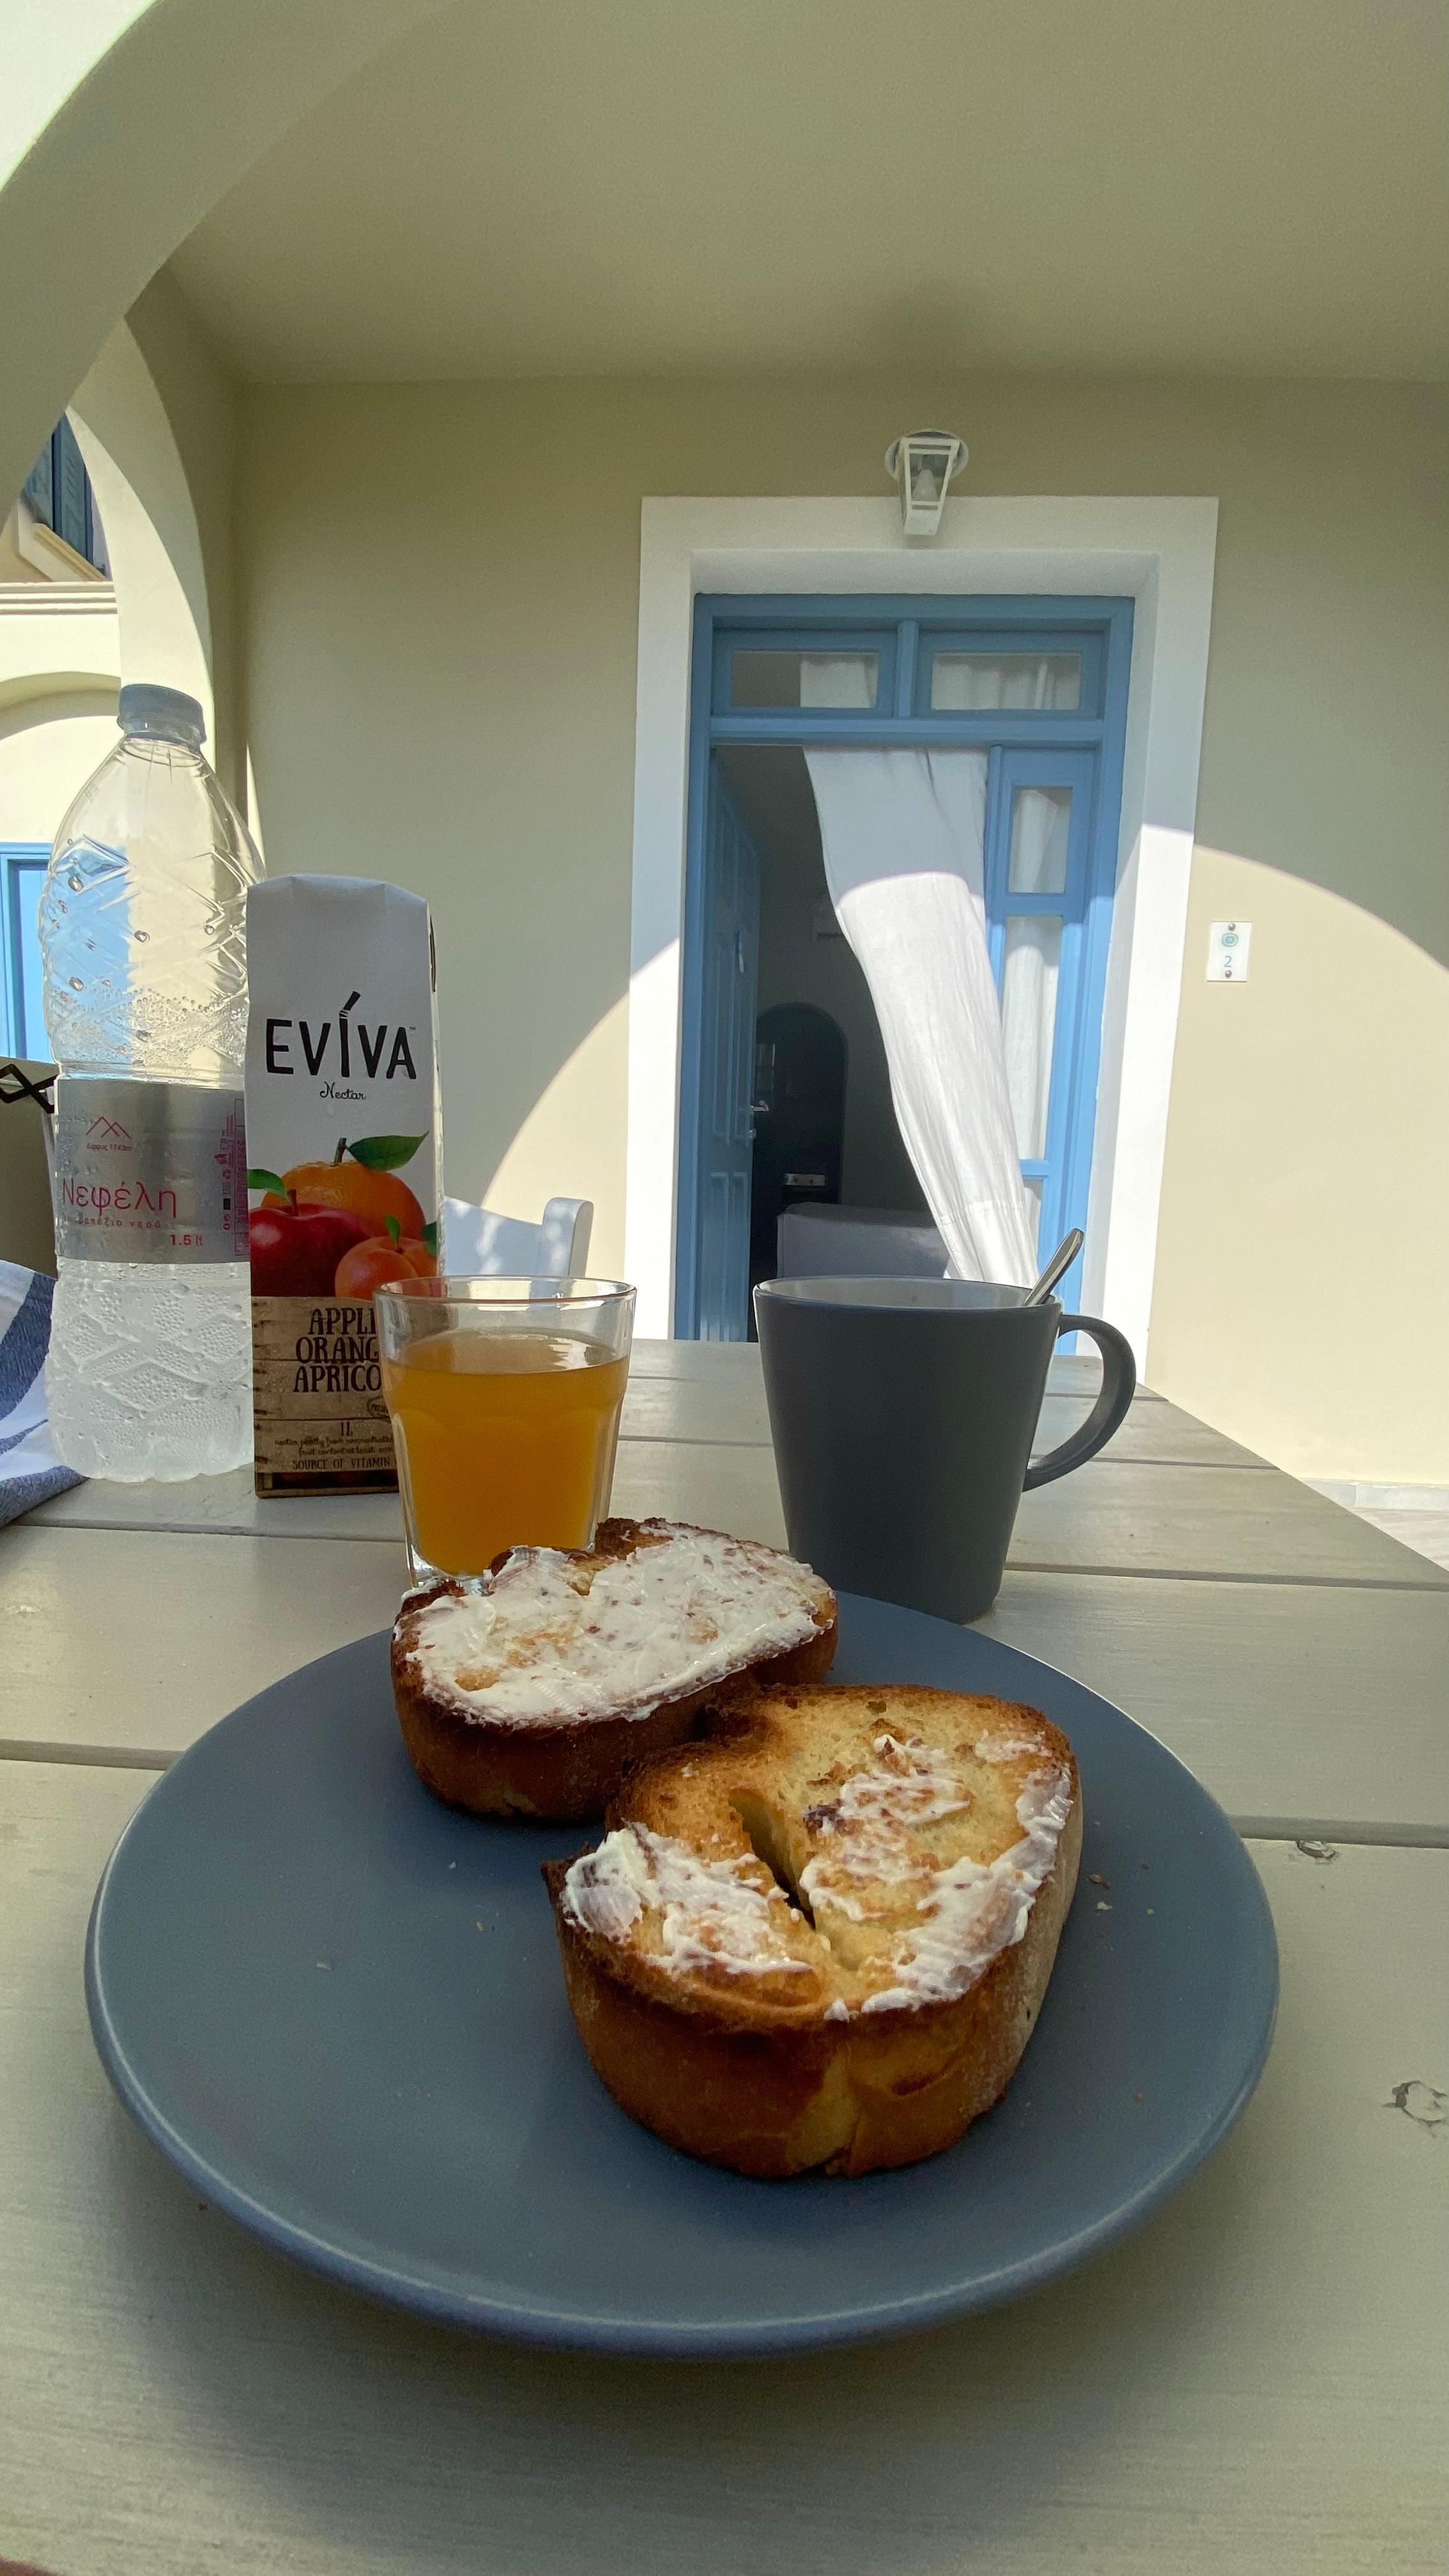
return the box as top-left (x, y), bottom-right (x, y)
top-left (1000, 917), bottom-right (1062, 1159)
top-left (1008, 784), bottom-right (1072, 893)
top-left (931, 652), bottom-right (1080, 712)
top-left (730, 651), bottom-right (878, 709)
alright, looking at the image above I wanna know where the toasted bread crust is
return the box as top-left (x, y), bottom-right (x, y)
top-left (392, 1518), bottom-right (838, 1821)
top-left (545, 1684), bottom-right (1080, 2177)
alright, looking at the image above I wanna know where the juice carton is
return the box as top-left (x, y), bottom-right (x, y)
top-left (244, 875), bottom-right (442, 1494)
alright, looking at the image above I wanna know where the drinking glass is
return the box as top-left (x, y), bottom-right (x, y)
top-left (374, 1275), bottom-right (635, 1583)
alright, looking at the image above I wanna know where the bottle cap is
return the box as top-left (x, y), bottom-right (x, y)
top-left (118, 683), bottom-right (206, 746)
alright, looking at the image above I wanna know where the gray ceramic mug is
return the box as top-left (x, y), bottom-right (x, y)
top-left (754, 1276), bottom-right (1136, 1623)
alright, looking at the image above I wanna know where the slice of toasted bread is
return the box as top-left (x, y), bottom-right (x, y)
top-left (392, 1518), bottom-right (838, 1821)
top-left (544, 1681), bottom-right (1080, 2177)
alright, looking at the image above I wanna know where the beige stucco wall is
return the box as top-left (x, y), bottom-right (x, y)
top-left (238, 370), bottom-right (1448, 1480)
top-left (1153, 851), bottom-right (1448, 1482)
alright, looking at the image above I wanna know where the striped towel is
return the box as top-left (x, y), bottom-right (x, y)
top-left (0, 1262), bottom-right (82, 1526)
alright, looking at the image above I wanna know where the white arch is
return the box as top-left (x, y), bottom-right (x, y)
top-left (0, 0), bottom-right (450, 517)
top-left (0, 677), bottom-right (119, 740)
top-left (69, 332), bottom-right (213, 742)
top-left (71, 323), bottom-right (210, 675)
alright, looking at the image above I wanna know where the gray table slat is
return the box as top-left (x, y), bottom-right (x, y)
top-left (620, 1446), bottom-right (1445, 1590)
top-left (980, 1570), bottom-right (1449, 1841)
top-left (4, 1529), bottom-right (1445, 1837)
top-left (24, 1385), bottom-right (1259, 1544)
top-left (621, 1372), bottom-right (1267, 1466)
top-left (1, 1761), bottom-right (1443, 2576)
top-left (0, 1528), bottom-right (406, 1766)
top-left (1011, 1459), bottom-right (1448, 1589)
top-left (18, 1441), bottom-right (1442, 1581)
top-left (1034, 1393), bottom-right (1268, 1469)
top-left (628, 1342), bottom-right (1144, 1401)
top-left (34, 1442), bottom-right (1418, 1598)
top-left (27, 1468), bottom-right (406, 1544)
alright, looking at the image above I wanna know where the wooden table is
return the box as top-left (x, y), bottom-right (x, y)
top-left (3, 1345), bottom-right (1445, 2575)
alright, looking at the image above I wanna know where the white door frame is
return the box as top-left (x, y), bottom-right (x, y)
top-left (625, 494), bottom-right (1218, 1365)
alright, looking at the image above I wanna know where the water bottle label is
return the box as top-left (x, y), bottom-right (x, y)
top-left (51, 1078), bottom-right (248, 1264)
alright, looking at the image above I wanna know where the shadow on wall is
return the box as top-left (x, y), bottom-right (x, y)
top-left (471, 839), bottom-right (1449, 1489)
top-left (481, 991), bottom-right (629, 1275)
top-left (0, 0), bottom-right (443, 520)
top-left (1149, 848), bottom-right (1449, 1487)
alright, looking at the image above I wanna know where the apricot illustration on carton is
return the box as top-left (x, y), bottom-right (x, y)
top-left (334, 1219), bottom-right (438, 1297)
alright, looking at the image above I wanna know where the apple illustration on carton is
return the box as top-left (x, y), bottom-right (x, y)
top-left (248, 1135), bottom-right (438, 1296)
top-left (247, 1200), bottom-right (372, 1296)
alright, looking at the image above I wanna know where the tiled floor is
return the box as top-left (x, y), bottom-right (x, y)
top-left (1300, 1476), bottom-right (1449, 1575)
top-left (1353, 1505), bottom-right (1449, 1572)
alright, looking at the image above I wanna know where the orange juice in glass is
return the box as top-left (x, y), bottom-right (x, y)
top-left (374, 1276), bottom-right (635, 1581)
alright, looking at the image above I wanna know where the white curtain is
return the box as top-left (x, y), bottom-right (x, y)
top-left (929, 654), bottom-right (1080, 712)
top-left (801, 661), bottom-right (1039, 1285)
top-left (999, 786), bottom-right (1068, 1168)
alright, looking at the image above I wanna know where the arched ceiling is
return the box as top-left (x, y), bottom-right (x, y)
top-left (0, 0), bottom-right (448, 512)
top-left (170, 0), bottom-right (1448, 384)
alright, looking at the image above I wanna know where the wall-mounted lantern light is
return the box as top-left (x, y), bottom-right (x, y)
top-left (884, 429), bottom-right (968, 537)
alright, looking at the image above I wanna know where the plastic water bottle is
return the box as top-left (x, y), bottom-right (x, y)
top-left (40, 684), bottom-right (261, 1480)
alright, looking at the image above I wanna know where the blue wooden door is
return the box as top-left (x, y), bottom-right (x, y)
top-left (680, 596), bottom-right (1132, 1330)
top-left (692, 766), bottom-right (760, 1339)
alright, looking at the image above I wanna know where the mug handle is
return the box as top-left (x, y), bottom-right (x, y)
top-left (1022, 1313), bottom-right (1137, 1489)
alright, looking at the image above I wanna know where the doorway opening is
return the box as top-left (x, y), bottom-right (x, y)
top-left (717, 747), bottom-right (931, 1334)
top-left (675, 594), bottom-right (1134, 1340)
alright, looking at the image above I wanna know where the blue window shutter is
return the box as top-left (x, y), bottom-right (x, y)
top-left (22, 433), bottom-right (55, 530)
top-left (55, 420), bottom-right (89, 557)
top-left (19, 422), bottom-right (106, 568)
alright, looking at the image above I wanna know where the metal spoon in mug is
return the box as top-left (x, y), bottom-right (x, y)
top-left (1023, 1227), bottom-right (1085, 1308)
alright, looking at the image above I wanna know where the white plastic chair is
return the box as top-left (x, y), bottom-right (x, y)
top-left (441, 1195), bottom-right (593, 1278)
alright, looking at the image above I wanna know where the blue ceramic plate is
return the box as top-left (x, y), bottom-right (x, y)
top-left (87, 1597), bottom-right (1277, 2355)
